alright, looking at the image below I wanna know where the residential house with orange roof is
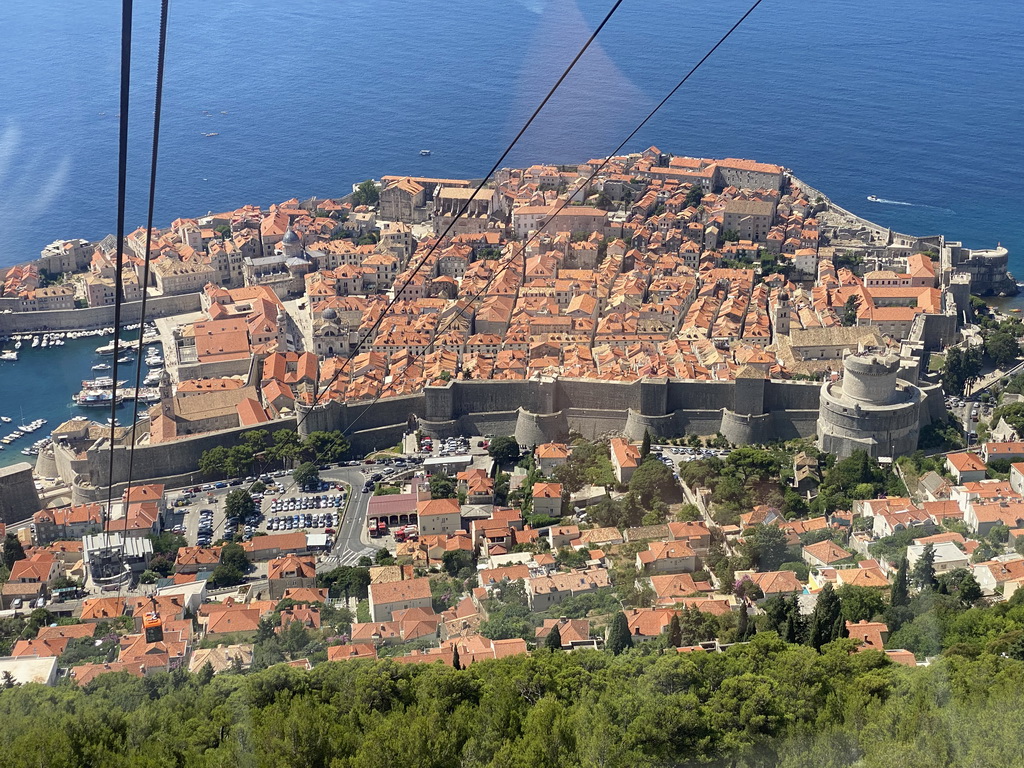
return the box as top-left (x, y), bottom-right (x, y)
top-left (417, 497), bottom-right (462, 536)
top-left (834, 561), bottom-right (890, 589)
top-left (980, 441), bottom-right (1024, 465)
top-left (531, 482), bottom-right (564, 519)
top-left (636, 541), bottom-right (698, 575)
top-left (327, 643), bottom-right (379, 662)
top-left (667, 520), bottom-right (711, 556)
top-left (79, 597), bottom-right (128, 622)
top-left (745, 570), bottom-right (803, 601)
top-left (201, 606), bottom-right (264, 639)
top-left (946, 451), bottom-right (988, 484)
top-left (351, 607), bottom-right (440, 647)
top-left (368, 577), bottom-right (433, 622)
top-left (31, 503), bottom-right (103, 545)
top-left (622, 608), bottom-right (679, 641)
top-left (610, 437), bottom-right (641, 483)
top-left (241, 531), bottom-right (309, 561)
top-left (648, 573), bottom-right (715, 607)
top-left (973, 557), bottom-right (1024, 595)
top-left (1, 554), bottom-right (59, 609)
top-left (535, 443), bottom-right (571, 475)
top-left (267, 554), bottom-right (317, 599)
top-left (526, 568), bottom-right (610, 612)
top-left (535, 617), bottom-right (596, 649)
top-left (802, 539), bottom-right (853, 568)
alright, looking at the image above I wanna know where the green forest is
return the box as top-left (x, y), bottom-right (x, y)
top-left (2, 632), bottom-right (1024, 768)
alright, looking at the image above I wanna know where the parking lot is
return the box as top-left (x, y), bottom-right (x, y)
top-left (651, 444), bottom-right (732, 479)
top-left (945, 394), bottom-right (992, 444)
top-left (166, 468), bottom-right (349, 547)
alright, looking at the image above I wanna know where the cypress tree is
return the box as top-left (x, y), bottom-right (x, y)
top-left (783, 596), bottom-right (803, 644)
top-left (545, 624), bottom-right (563, 651)
top-left (607, 612), bottom-right (634, 654)
top-left (737, 603), bottom-right (750, 641)
top-left (451, 644), bottom-right (461, 670)
top-left (667, 614), bottom-right (682, 647)
top-left (891, 558), bottom-right (910, 607)
top-left (913, 544), bottom-right (938, 591)
top-left (764, 596), bottom-right (788, 636)
top-left (2, 534), bottom-right (25, 570)
top-left (640, 429), bottom-right (652, 460)
top-left (809, 583), bottom-right (842, 651)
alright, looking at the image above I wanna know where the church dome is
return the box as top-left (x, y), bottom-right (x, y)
top-left (321, 306), bottom-right (338, 320)
top-left (282, 226), bottom-right (299, 245)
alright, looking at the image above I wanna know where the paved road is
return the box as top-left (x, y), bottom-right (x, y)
top-left (317, 467), bottom-right (375, 568)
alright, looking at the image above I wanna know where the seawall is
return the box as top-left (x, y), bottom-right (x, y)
top-left (0, 293), bottom-right (201, 334)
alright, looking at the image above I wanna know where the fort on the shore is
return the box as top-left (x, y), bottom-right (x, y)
top-left (0, 147), bottom-right (1012, 511)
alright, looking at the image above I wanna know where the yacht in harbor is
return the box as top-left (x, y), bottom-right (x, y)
top-left (96, 341), bottom-right (117, 355)
top-left (74, 390), bottom-right (122, 407)
top-left (92, 363), bottom-right (111, 371)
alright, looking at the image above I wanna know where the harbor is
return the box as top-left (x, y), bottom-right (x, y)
top-left (0, 323), bottom-right (164, 469)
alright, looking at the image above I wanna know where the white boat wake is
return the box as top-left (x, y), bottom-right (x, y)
top-left (867, 195), bottom-right (954, 214)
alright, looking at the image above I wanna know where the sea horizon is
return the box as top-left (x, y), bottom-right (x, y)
top-left (0, 0), bottom-right (1020, 274)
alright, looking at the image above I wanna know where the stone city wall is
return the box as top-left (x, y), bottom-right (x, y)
top-left (80, 417), bottom-right (298, 489)
top-left (63, 375), bottom-right (912, 492)
top-left (0, 293), bottom-right (201, 334)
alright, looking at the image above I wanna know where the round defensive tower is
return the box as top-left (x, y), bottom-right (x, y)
top-left (839, 350), bottom-right (901, 405)
top-left (817, 349), bottom-right (923, 459)
top-left (514, 407), bottom-right (569, 449)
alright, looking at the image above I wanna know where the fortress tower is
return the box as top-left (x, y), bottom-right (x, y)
top-left (817, 349), bottom-right (923, 458)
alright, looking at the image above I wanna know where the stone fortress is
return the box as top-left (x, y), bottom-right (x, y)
top-left (817, 349), bottom-right (926, 458)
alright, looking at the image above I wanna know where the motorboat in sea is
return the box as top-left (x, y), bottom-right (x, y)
top-left (145, 354), bottom-right (164, 367)
top-left (96, 341), bottom-right (117, 355)
top-left (866, 195), bottom-right (881, 202)
top-left (82, 377), bottom-right (125, 389)
top-left (420, 149), bottom-right (431, 156)
top-left (74, 390), bottom-right (122, 407)
top-left (92, 363), bottom-right (111, 371)
top-left (0, 416), bottom-right (10, 423)
top-left (117, 355), bottom-right (134, 364)
top-left (0, 351), bottom-right (17, 362)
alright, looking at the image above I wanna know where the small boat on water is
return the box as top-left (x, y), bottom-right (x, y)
top-left (0, 351), bottom-right (17, 362)
top-left (419, 149), bottom-right (431, 156)
top-left (0, 417), bottom-right (10, 423)
top-left (1012, 309), bottom-right (1022, 313)
top-left (92, 363), bottom-right (111, 371)
top-left (117, 355), bottom-right (134, 364)
top-left (96, 341), bottom-right (117, 355)
top-left (867, 195), bottom-right (881, 202)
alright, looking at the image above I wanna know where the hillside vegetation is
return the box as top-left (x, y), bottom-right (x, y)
top-left (2, 632), bottom-right (1024, 768)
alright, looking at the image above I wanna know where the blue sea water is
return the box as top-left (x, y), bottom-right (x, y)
top-left (0, 0), bottom-right (1022, 466)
